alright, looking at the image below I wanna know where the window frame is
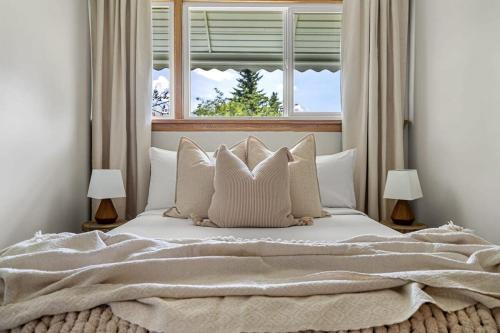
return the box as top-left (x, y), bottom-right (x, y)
top-left (152, 1), bottom-right (175, 118)
top-left (182, 2), bottom-right (342, 120)
top-left (287, 6), bottom-right (342, 118)
top-left (151, 0), bottom-right (343, 131)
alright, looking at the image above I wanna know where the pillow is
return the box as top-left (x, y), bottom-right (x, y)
top-left (316, 149), bottom-right (357, 208)
top-left (164, 137), bottom-right (246, 219)
top-left (145, 147), bottom-right (218, 211)
top-left (202, 145), bottom-right (299, 228)
top-left (247, 134), bottom-right (327, 218)
top-left (145, 147), bottom-right (177, 211)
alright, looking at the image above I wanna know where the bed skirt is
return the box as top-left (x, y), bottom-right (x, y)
top-left (4, 303), bottom-right (500, 333)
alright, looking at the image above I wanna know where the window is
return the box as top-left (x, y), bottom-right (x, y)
top-left (187, 8), bottom-right (284, 118)
top-left (152, 4), bottom-right (173, 117)
top-left (151, 2), bottom-right (342, 121)
top-left (292, 12), bottom-right (341, 115)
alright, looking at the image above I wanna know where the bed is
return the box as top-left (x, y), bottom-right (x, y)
top-left (109, 208), bottom-right (400, 241)
top-left (2, 213), bottom-right (500, 332)
top-left (2, 134), bottom-right (500, 332)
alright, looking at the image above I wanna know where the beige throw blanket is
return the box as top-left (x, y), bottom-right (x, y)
top-left (1, 228), bottom-right (500, 332)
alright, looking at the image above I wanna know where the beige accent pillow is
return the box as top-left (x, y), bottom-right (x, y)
top-left (203, 145), bottom-right (300, 228)
top-left (165, 137), bottom-right (246, 219)
top-left (247, 134), bottom-right (327, 218)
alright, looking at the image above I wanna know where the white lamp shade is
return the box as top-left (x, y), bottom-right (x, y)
top-left (87, 169), bottom-right (126, 199)
top-left (383, 169), bottom-right (423, 200)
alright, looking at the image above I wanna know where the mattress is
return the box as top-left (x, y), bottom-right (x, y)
top-left (109, 208), bottom-right (399, 242)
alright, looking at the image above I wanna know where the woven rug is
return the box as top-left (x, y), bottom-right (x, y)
top-left (3, 303), bottom-right (500, 333)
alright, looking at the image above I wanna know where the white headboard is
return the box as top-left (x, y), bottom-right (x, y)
top-left (152, 131), bottom-right (342, 155)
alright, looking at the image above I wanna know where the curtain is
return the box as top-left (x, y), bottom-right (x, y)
top-left (89, 0), bottom-right (152, 219)
top-left (342, 0), bottom-right (409, 221)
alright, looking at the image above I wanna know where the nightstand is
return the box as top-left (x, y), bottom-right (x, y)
top-left (381, 220), bottom-right (427, 234)
top-left (82, 219), bottom-right (127, 233)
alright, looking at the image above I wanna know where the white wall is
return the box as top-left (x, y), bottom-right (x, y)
top-left (0, 0), bottom-right (90, 248)
top-left (409, 0), bottom-right (500, 244)
top-left (152, 132), bottom-right (342, 155)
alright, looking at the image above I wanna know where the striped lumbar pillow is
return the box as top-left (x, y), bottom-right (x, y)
top-left (200, 145), bottom-right (302, 228)
top-left (247, 134), bottom-right (327, 218)
top-left (164, 137), bottom-right (247, 219)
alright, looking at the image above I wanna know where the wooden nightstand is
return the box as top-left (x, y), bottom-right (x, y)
top-left (82, 219), bottom-right (127, 233)
top-left (381, 220), bottom-right (427, 234)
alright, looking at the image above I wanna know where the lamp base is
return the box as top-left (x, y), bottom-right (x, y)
top-left (391, 200), bottom-right (415, 226)
top-left (95, 198), bottom-right (118, 224)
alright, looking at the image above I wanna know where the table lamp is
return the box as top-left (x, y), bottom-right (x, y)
top-left (383, 169), bottom-right (423, 225)
top-left (87, 169), bottom-right (126, 224)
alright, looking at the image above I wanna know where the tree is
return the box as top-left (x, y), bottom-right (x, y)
top-left (192, 88), bottom-right (229, 117)
top-left (192, 69), bottom-right (282, 117)
top-left (267, 92), bottom-right (282, 114)
top-left (232, 69), bottom-right (262, 99)
top-left (152, 88), bottom-right (170, 117)
top-left (230, 69), bottom-right (268, 115)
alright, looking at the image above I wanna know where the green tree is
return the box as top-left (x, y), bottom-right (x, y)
top-left (230, 69), bottom-right (268, 115)
top-left (192, 69), bottom-right (282, 117)
top-left (192, 88), bottom-right (228, 117)
top-left (267, 92), bottom-right (282, 114)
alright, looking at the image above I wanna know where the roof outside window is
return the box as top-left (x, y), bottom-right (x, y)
top-left (153, 8), bottom-right (341, 72)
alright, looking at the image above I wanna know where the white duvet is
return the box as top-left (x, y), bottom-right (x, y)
top-left (109, 208), bottom-right (399, 241)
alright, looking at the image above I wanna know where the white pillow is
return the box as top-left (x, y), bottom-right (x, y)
top-left (316, 149), bottom-right (356, 209)
top-left (146, 147), bottom-right (220, 211)
top-left (146, 146), bottom-right (356, 211)
top-left (145, 147), bottom-right (177, 211)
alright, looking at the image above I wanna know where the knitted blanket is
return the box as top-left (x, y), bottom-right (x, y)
top-left (4, 304), bottom-right (500, 333)
top-left (1, 228), bottom-right (500, 332)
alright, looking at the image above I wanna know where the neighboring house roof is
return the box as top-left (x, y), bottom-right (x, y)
top-left (153, 8), bottom-right (341, 72)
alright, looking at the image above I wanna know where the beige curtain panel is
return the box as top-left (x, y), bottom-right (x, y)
top-left (89, 0), bottom-right (152, 219)
top-left (342, 0), bottom-right (409, 221)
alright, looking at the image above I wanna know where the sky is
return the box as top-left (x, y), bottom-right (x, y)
top-left (152, 68), bottom-right (341, 116)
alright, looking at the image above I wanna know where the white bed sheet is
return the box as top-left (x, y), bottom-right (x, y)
top-left (109, 208), bottom-right (399, 242)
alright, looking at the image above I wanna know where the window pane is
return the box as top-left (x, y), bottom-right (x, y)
top-left (152, 6), bottom-right (171, 118)
top-left (189, 9), bottom-right (284, 117)
top-left (293, 12), bottom-right (341, 113)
